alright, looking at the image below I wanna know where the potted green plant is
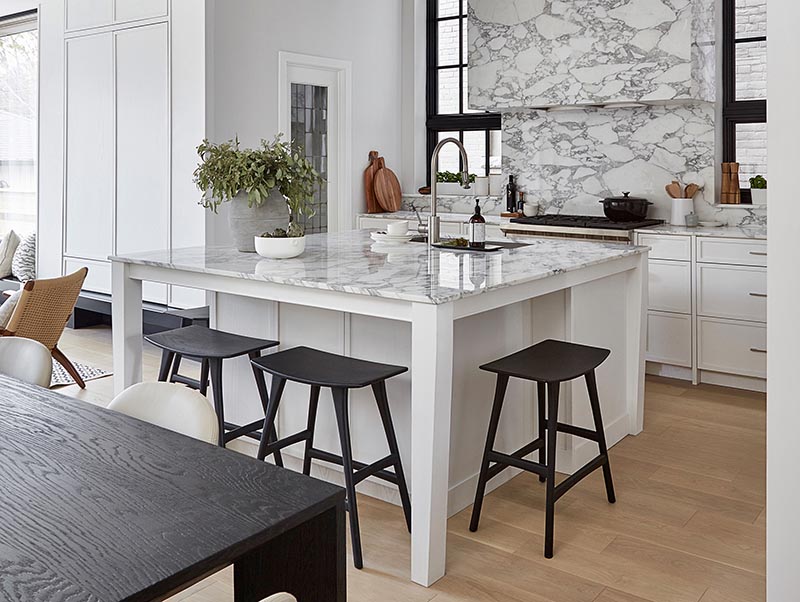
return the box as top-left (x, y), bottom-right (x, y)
top-left (436, 170), bottom-right (476, 195)
top-left (195, 136), bottom-right (323, 253)
top-left (749, 175), bottom-right (767, 206)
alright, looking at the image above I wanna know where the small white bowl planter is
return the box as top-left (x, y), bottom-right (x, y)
top-left (750, 189), bottom-right (767, 205)
top-left (254, 235), bottom-right (306, 259)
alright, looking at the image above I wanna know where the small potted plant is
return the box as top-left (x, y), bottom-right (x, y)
top-left (195, 135), bottom-right (323, 253)
top-left (749, 175), bottom-right (767, 205)
top-left (436, 171), bottom-right (476, 195)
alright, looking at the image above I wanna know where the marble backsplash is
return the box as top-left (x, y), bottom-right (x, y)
top-left (468, 0), bottom-right (716, 110)
top-left (399, 194), bottom-right (506, 216)
top-left (503, 104), bottom-right (766, 227)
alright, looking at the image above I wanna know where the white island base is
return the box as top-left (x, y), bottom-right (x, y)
top-left (111, 231), bottom-right (647, 587)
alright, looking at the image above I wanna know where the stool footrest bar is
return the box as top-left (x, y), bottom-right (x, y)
top-left (308, 448), bottom-right (399, 486)
top-left (556, 422), bottom-right (600, 442)
top-left (258, 428), bottom-right (314, 452)
top-left (170, 373), bottom-right (204, 389)
top-left (223, 420), bottom-right (263, 443)
top-left (554, 454), bottom-right (608, 502)
top-left (487, 450), bottom-right (547, 478)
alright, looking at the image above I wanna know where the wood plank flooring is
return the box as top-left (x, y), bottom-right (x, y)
top-left (56, 326), bottom-right (766, 602)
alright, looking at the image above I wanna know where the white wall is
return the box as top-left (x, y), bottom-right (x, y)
top-left (207, 0), bottom-right (403, 244)
top-left (766, 1), bottom-right (799, 599)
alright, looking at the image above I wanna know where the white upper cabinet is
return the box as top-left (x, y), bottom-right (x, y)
top-left (468, 0), bottom-right (716, 109)
top-left (66, 0), bottom-right (168, 31)
top-left (65, 33), bottom-right (114, 260)
top-left (65, 0), bottom-right (113, 31)
top-left (115, 23), bottom-right (169, 258)
top-left (114, 0), bottom-right (168, 23)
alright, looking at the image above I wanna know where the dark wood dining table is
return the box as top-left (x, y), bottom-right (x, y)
top-left (0, 374), bottom-right (346, 602)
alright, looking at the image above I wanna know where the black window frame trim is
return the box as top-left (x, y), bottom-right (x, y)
top-left (721, 0), bottom-right (767, 163)
top-left (426, 0), bottom-right (501, 182)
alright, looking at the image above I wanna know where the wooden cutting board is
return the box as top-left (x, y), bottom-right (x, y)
top-left (374, 165), bottom-right (402, 212)
top-left (363, 151), bottom-right (382, 213)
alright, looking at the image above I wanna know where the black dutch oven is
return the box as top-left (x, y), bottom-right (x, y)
top-left (599, 192), bottom-right (652, 222)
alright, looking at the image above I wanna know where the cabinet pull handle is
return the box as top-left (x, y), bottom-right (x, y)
top-left (749, 251), bottom-right (767, 256)
top-left (750, 347), bottom-right (767, 354)
top-left (749, 292), bottom-right (767, 298)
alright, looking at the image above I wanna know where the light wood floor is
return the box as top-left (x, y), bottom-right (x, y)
top-left (57, 326), bottom-right (766, 602)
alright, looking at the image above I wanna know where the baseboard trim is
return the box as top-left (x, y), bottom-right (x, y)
top-left (646, 361), bottom-right (766, 393)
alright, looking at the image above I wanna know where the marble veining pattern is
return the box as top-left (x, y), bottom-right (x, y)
top-left (503, 104), bottom-right (767, 227)
top-left (468, 0), bottom-right (716, 109)
top-left (636, 224), bottom-right (767, 239)
top-left (110, 230), bottom-right (646, 305)
top-left (400, 194), bottom-right (505, 216)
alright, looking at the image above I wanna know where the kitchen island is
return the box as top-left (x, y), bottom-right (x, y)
top-left (110, 230), bottom-right (648, 587)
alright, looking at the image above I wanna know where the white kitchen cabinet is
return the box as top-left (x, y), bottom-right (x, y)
top-left (65, 0), bottom-right (113, 31)
top-left (636, 231), bottom-right (767, 390)
top-left (64, 257), bottom-right (111, 294)
top-left (648, 260), bottom-right (692, 314)
top-left (698, 317), bottom-right (767, 379)
top-left (696, 238), bottom-right (767, 267)
top-left (697, 263), bottom-right (767, 323)
top-left (647, 311), bottom-right (693, 367)
top-left (637, 234), bottom-right (692, 261)
top-left (115, 23), bottom-right (169, 304)
top-left (65, 33), bottom-right (114, 261)
top-left (114, 0), bottom-right (168, 23)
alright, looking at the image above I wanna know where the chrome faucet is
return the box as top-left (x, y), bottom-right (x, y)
top-left (429, 138), bottom-right (470, 245)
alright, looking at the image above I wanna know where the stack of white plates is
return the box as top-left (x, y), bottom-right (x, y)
top-left (370, 231), bottom-right (416, 244)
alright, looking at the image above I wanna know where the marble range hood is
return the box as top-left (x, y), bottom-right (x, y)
top-left (468, 0), bottom-right (716, 110)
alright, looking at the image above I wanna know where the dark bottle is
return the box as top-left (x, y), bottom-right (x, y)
top-left (469, 199), bottom-right (486, 249)
top-left (506, 174), bottom-right (518, 212)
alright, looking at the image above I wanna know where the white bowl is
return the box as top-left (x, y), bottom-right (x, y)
top-left (386, 220), bottom-right (409, 236)
top-left (254, 235), bottom-right (306, 259)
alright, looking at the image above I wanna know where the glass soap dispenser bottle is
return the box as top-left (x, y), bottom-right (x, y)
top-left (469, 199), bottom-right (486, 249)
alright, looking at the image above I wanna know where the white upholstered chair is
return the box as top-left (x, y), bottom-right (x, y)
top-left (0, 336), bottom-right (53, 387)
top-left (108, 382), bottom-right (219, 445)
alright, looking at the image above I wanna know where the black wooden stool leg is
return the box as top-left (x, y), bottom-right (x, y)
top-left (169, 354), bottom-right (183, 384)
top-left (585, 370), bottom-right (616, 504)
top-left (208, 358), bottom-right (226, 448)
top-left (544, 381), bottom-right (560, 559)
top-left (199, 359), bottom-right (210, 396)
top-left (302, 386), bottom-right (321, 476)
top-left (157, 350), bottom-right (175, 382)
top-left (372, 381), bottom-right (412, 533)
top-left (249, 352), bottom-right (283, 467)
top-left (331, 387), bottom-right (363, 569)
top-left (537, 381), bottom-right (547, 483)
top-left (469, 374), bottom-right (510, 532)
top-left (257, 375), bottom-right (286, 462)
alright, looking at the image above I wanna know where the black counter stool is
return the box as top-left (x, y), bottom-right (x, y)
top-left (145, 325), bottom-right (281, 454)
top-left (251, 346), bottom-right (412, 569)
top-left (469, 339), bottom-right (616, 558)
top-left (161, 306), bottom-right (209, 390)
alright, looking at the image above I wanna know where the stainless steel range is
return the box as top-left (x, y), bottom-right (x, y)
top-left (502, 214), bottom-right (664, 243)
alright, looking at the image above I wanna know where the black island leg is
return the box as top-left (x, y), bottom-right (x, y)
top-left (233, 500), bottom-right (346, 602)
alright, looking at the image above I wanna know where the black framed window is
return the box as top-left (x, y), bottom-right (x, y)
top-left (426, 0), bottom-right (501, 180)
top-left (722, 0), bottom-right (767, 187)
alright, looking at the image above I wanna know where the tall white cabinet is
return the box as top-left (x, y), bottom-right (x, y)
top-left (59, 0), bottom-right (205, 306)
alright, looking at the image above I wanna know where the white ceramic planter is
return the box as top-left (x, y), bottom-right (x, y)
top-left (254, 235), bottom-right (306, 259)
top-left (750, 189), bottom-right (767, 205)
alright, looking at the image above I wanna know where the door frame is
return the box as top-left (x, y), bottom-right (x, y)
top-left (278, 51), bottom-right (353, 232)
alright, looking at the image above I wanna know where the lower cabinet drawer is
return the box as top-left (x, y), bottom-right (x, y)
top-left (698, 317), bottom-right (767, 378)
top-left (698, 263), bottom-right (766, 322)
top-left (646, 311), bottom-right (692, 367)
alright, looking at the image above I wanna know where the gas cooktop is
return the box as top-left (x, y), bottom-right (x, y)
top-left (510, 215), bottom-right (663, 231)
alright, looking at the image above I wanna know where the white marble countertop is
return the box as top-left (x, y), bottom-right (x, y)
top-left (635, 224), bottom-right (767, 240)
top-left (110, 230), bottom-right (646, 305)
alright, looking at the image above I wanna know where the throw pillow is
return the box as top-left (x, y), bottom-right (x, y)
top-left (11, 233), bottom-right (36, 282)
top-left (0, 230), bottom-right (21, 278)
top-left (0, 289), bottom-right (22, 329)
